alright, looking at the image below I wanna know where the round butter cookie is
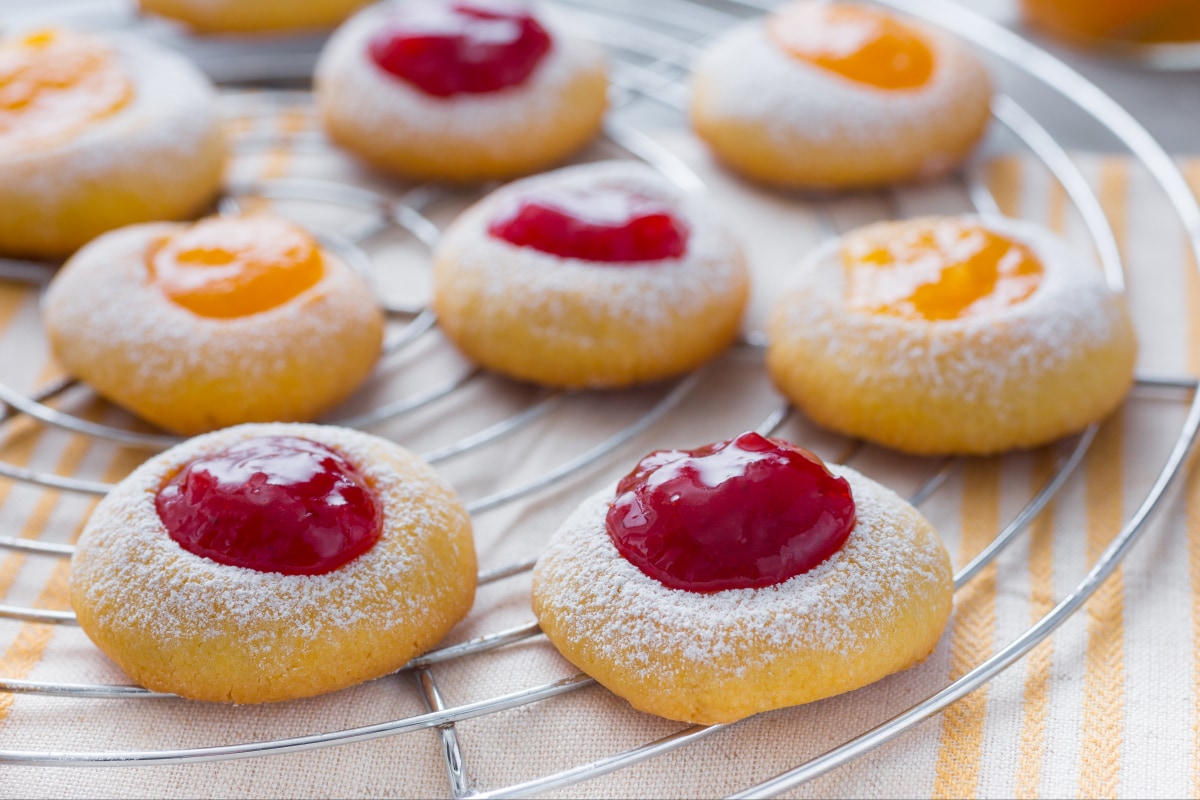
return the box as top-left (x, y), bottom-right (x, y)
top-left (432, 161), bottom-right (749, 388)
top-left (43, 214), bottom-right (385, 435)
top-left (316, 0), bottom-right (607, 182)
top-left (690, 1), bottom-right (992, 190)
top-left (70, 423), bottom-right (477, 703)
top-left (0, 28), bottom-right (225, 259)
top-left (766, 215), bottom-right (1138, 455)
top-left (533, 432), bottom-right (953, 724)
top-left (139, 0), bottom-right (372, 33)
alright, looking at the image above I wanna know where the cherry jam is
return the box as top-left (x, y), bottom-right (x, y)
top-left (606, 432), bottom-right (856, 592)
top-left (487, 185), bottom-right (689, 262)
top-left (367, 1), bottom-right (552, 97)
top-left (156, 436), bottom-right (383, 576)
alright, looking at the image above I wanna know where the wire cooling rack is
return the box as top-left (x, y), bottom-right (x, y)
top-left (1, 0), bottom-right (1199, 796)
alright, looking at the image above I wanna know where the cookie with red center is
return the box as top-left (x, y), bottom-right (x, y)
top-left (689, 1), bottom-right (992, 189)
top-left (533, 433), bottom-right (953, 724)
top-left (766, 215), bottom-right (1137, 454)
top-left (42, 214), bottom-right (385, 435)
top-left (433, 161), bottom-right (749, 388)
top-left (0, 28), bottom-right (225, 259)
top-left (316, 0), bottom-right (607, 182)
top-left (70, 423), bottom-right (477, 704)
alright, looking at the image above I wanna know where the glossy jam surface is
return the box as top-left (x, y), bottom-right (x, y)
top-left (367, 0), bottom-right (551, 97)
top-left (843, 220), bottom-right (1044, 321)
top-left (606, 432), bottom-right (856, 592)
top-left (0, 29), bottom-right (133, 155)
top-left (768, 2), bottom-right (933, 90)
top-left (487, 185), bottom-right (689, 262)
top-left (156, 436), bottom-right (383, 576)
top-left (149, 216), bottom-right (325, 319)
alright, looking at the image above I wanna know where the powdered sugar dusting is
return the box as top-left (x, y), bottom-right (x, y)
top-left (315, 0), bottom-right (605, 147)
top-left (4, 31), bottom-right (222, 202)
top-left (533, 464), bottom-right (950, 679)
top-left (42, 220), bottom-right (382, 423)
top-left (692, 11), bottom-right (988, 147)
top-left (773, 215), bottom-right (1127, 395)
top-left (70, 423), bottom-right (472, 661)
top-left (434, 161), bottom-right (747, 357)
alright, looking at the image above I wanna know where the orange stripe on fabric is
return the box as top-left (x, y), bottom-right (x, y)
top-left (1016, 448), bottom-right (1058, 800)
top-left (0, 362), bottom-right (71, 599)
top-left (0, 424), bottom-right (146, 724)
top-left (985, 156), bottom-right (1022, 217)
top-left (1014, 170), bottom-right (1068, 800)
top-left (0, 283), bottom-right (43, 488)
top-left (258, 107), bottom-right (306, 186)
top-left (0, 406), bottom-right (100, 720)
top-left (932, 458), bottom-right (1001, 799)
top-left (1181, 158), bottom-right (1200, 799)
top-left (0, 283), bottom-right (30, 337)
top-left (222, 91), bottom-right (257, 140)
top-left (1046, 172), bottom-right (1068, 235)
top-left (929, 155), bottom-right (1022, 800)
top-left (0, 390), bottom-right (102, 597)
top-left (0, 429), bottom-right (93, 602)
top-left (1077, 157), bottom-right (1128, 800)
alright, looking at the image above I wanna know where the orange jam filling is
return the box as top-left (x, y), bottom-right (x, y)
top-left (0, 29), bottom-right (133, 154)
top-left (843, 220), bottom-right (1044, 321)
top-left (767, 2), bottom-right (934, 90)
top-left (149, 216), bottom-right (325, 319)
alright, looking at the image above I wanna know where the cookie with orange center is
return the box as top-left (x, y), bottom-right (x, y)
top-left (1021, 0), bottom-right (1200, 46)
top-left (0, 28), bottom-right (225, 259)
top-left (139, 0), bottom-right (372, 34)
top-left (43, 215), bottom-right (384, 435)
top-left (690, 1), bottom-right (992, 190)
top-left (316, 0), bottom-right (607, 182)
top-left (432, 162), bottom-right (749, 388)
top-left (766, 215), bottom-right (1138, 455)
top-left (533, 431), bottom-right (953, 724)
top-left (70, 423), bottom-right (477, 703)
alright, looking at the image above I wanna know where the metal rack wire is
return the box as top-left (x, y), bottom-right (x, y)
top-left (0, 0), bottom-right (1198, 796)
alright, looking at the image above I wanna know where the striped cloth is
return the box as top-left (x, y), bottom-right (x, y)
top-left (0, 107), bottom-right (1199, 797)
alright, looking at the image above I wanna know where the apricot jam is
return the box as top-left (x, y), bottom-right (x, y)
top-left (0, 29), bottom-right (133, 154)
top-left (156, 436), bottom-right (383, 576)
top-left (367, 0), bottom-right (552, 97)
top-left (149, 216), bottom-right (324, 319)
top-left (768, 2), bottom-right (933, 90)
top-left (843, 220), bottom-right (1044, 321)
top-left (606, 432), bottom-right (856, 592)
top-left (488, 185), bottom-right (689, 262)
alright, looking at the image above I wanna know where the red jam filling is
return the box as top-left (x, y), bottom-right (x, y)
top-left (367, 0), bottom-right (552, 97)
top-left (487, 185), bottom-right (689, 262)
top-left (606, 432), bottom-right (856, 592)
top-left (155, 436), bottom-right (383, 576)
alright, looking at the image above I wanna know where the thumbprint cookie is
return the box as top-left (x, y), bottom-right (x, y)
top-left (43, 214), bottom-right (385, 435)
top-left (432, 161), bottom-right (749, 388)
top-left (316, 0), bottom-right (608, 182)
top-left (690, 1), bottom-right (992, 190)
top-left (0, 28), bottom-right (225, 258)
top-left (70, 423), bottom-right (477, 703)
top-left (533, 432), bottom-right (953, 724)
top-left (766, 215), bottom-right (1137, 454)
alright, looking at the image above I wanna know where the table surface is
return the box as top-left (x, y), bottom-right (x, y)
top-left (0, 2), bottom-right (1199, 798)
